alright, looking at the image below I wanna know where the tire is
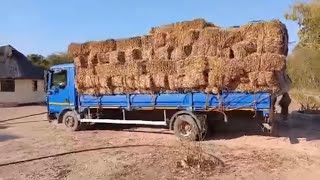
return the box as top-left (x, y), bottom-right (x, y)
top-left (173, 114), bottom-right (199, 141)
top-left (62, 111), bottom-right (81, 131)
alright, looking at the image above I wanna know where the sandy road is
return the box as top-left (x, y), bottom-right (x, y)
top-left (0, 105), bottom-right (320, 180)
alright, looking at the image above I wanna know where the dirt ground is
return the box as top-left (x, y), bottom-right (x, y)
top-left (0, 101), bottom-right (320, 180)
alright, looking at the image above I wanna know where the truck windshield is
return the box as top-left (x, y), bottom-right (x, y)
top-left (51, 70), bottom-right (67, 88)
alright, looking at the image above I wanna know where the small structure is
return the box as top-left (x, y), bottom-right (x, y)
top-left (0, 45), bottom-right (45, 106)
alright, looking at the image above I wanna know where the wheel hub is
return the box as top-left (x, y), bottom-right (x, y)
top-left (179, 121), bottom-right (192, 136)
top-left (65, 116), bottom-right (75, 127)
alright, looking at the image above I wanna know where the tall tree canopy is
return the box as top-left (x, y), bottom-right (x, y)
top-left (27, 52), bottom-right (74, 69)
top-left (285, 0), bottom-right (320, 90)
top-left (285, 0), bottom-right (320, 49)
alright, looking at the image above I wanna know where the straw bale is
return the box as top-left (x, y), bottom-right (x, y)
top-left (168, 75), bottom-right (184, 90)
top-left (154, 45), bottom-right (175, 60)
top-left (150, 19), bottom-right (212, 34)
top-left (125, 48), bottom-right (143, 62)
top-left (96, 53), bottom-right (110, 64)
top-left (146, 60), bottom-right (176, 74)
top-left (152, 73), bottom-right (168, 90)
top-left (109, 51), bottom-right (126, 64)
top-left (116, 36), bottom-right (142, 50)
top-left (89, 40), bottom-right (117, 53)
top-left (243, 53), bottom-right (286, 72)
top-left (182, 30), bottom-right (200, 46)
top-left (68, 43), bottom-right (82, 57)
top-left (176, 56), bottom-right (207, 74)
top-left (123, 75), bottom-right (136, 90)
top-left (182, 73), bottom-right (207, 89)
top-left (232, 41), bottom-right (257, 58)
top-left (240, 20), bottom-right (288, 55)
top-left (137, 75), bottom-right (153, 90)
top-left (111, 76), bottom-right (124, 87)
top-left (154, 32), bottom-right (167, 48)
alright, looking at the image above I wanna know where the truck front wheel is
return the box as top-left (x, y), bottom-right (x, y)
top-left (63, 111), bottom-right (82, 131)
top-left (173, 114), bottom-right (199, 141)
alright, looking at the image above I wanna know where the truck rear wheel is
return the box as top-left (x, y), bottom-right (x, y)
top-left (173, 114), bottom-right (199, 141)
top-left (63, 111), bottom-right (81, 131)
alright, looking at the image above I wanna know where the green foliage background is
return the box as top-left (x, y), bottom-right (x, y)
top-left (286, 0), bottom-right (320, 91)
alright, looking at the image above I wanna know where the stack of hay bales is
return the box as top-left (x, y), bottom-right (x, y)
top-left (68, 19), bottom-right (289, 95)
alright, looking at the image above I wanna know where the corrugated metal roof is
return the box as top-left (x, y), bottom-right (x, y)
top-left (0, 45), bottom-right (44, 79)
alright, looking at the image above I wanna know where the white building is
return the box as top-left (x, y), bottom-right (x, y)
top-left (0, 45), bottom-right (45, 106)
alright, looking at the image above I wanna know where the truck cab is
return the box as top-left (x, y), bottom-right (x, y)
top-left (46, 64), bottom-right (76, 119)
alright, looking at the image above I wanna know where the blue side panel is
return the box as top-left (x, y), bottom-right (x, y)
top-left (79, 92), bottom-right (271, 112)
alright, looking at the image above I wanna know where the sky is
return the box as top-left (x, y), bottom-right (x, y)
top-left (0, 0), bottom-right (300, 56)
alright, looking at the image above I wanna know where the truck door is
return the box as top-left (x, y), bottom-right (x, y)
top-left (47, 68), bottom-right (70, 114)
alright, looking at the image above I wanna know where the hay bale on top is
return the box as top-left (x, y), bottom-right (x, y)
top-left (68, 43), bottom-right (82, 57)
top-left (116, 36), bottom-right (142, 50)
top-left (150, 19), bottom-right (213, 34)
top-left (240, 20), bottom-right (288, 55)
top-left (89, 40), bottom-right (117, 53)
top-left (153, 32), bottom-right (167, 48)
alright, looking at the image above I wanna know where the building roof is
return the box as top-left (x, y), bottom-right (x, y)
top-left (0, 45), bottom-right (44, 79)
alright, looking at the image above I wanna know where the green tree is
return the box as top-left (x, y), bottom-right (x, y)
top-left (46, 52), bottom-right (74, 65)
top-left (27, 54), bottom-right (50, 69)
top-left (285, 0), bottom-right (320, 49)
top-left (285, 0), bottom-right (320, 90)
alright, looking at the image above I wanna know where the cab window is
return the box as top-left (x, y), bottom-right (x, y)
top-left (51, 70), bottom-right (67, 89)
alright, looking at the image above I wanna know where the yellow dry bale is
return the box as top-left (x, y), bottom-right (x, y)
top-left (142, 48), bottom-right (154, 61)
top-left (150, 19), bottom-right (212, 34)
top-left (176, 56), bottom-right (207, 74)
top-left (125, 48), bottom-right (143, 62)
top-left (68, 43), bottom-right (82, 57)
top-left (217, 48), bottom-right (233, 58)
top-left (168, 75), bottom-right (184, 90)
top-left (109, 51), bottom-right (126, 64)
top-left (153, 32), bottom-right (167, 48)
top-left (111, 76), bottom-right (124, 87)
top-left (232, 41), bottom-right (257, 58)
top-left (243, 53), bottom-right (286, 72)
top-left (123, 75), bottom-right (136, 90)
top-left (89, 40), bottom-right (117, 53)
top-left (116, 36), bottom-right (142, 50)
top-left (137, 75), bottom-right (152, 90)
top-left (141, 35), bottom-right (153, 48)
top-left (146, 60), bottom-right (176, 74)
top-left (71, 19), bottom-right (289, 94)
top-left (182, 30), bottom-right (200, 46)
top-left (182, 73), bottom-right (207, 89)
top-left (240, 20), bottom-right (288, 55)
top-left (74, 56), bottom-right (88, 68)
top-left (171, 46), bottom-right (186, 60)
top-left (154, 45), bottom-right (174, 60)
top-left (96, 53), bottom-right (111, 64)
top-left (152, 73), bottom-right (168, 89)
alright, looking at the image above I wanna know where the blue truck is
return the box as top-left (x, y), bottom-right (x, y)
top-left (45, 63), bottom-right (277, 140)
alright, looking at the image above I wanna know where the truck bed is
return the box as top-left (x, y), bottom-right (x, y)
top-left (79, 92), bottom-right (271, 112)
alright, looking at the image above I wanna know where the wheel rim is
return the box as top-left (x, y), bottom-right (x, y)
top-left (179, 121), bottom-right (192, 137)
top-left (65, 116), bottom-right (75, 128)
